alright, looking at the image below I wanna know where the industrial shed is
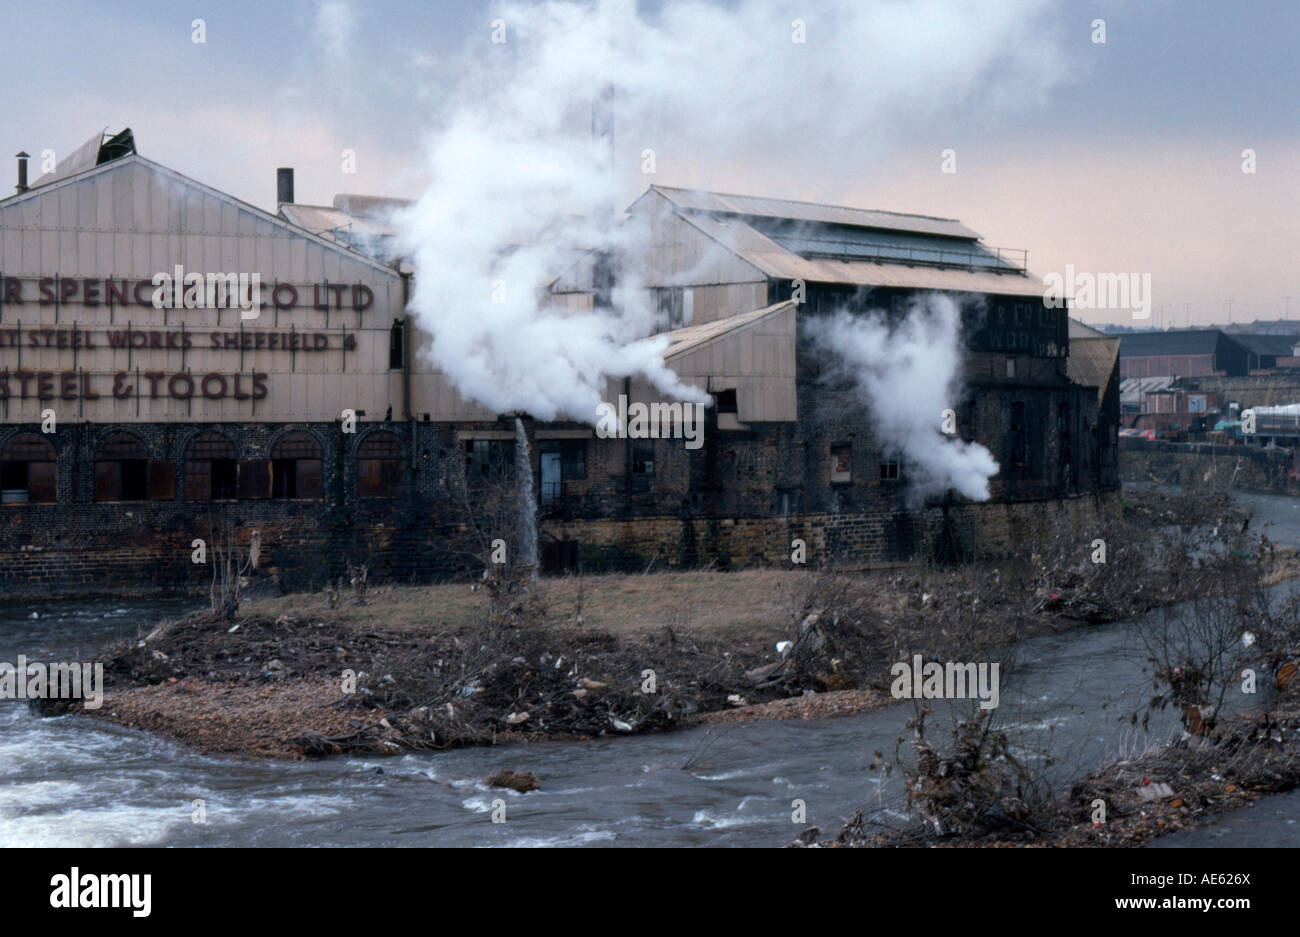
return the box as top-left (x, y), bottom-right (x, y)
top-left (0, 131), bottom-right (1120, 596)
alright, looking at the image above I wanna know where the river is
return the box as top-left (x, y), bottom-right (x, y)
top-left (1, 488), bottom-right (1296, 847)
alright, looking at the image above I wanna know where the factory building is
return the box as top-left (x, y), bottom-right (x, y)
top-left (0, 129), bottom-right (1119, 597)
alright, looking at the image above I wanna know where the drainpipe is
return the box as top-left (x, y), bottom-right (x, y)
top-left (623, 376), bottom-right (632, 509)
top-left (400, 269), bottom-right (416, 505)
top-left (400, 270), bottom-right (413, 422)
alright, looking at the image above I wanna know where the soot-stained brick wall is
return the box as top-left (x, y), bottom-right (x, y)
top-left (0, 419), bottom-right (477, 598)
top-left (0, 369), bottom-right (1120, 598)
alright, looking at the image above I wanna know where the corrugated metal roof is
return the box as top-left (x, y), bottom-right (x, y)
top-left (1233, 333), bottom-right (1300, 357)
top-left (279, 203), bottom-right (399, 239)
top-left (278, 202), bottom-right (400, 262)
top-left (661, 300), bottom-right (796, 359)
top-left (1119, 329), bottom-right (1228, 357)
top-left (644, 185), bottom-right (981, 240)
top-left (0, 152), bottom-right (403, 277)
top-left (754, 222), bottom-right (1019, 271)
top-left (680, 212), bottom-right (1044, 297)
top-left (1120, 376), bottom-right (1174, 404)
top-left (1067, 336), bottom-right (1120, 403)
top-left (27, 127), bottom-right (135, 189)
top-left (332, 193), bottom-right (412, 218)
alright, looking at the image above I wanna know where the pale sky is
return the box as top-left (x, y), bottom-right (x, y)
top-left (2, 0), bottom-right (1296, 329)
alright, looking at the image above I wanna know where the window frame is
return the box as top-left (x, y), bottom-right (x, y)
top-left (358, 431), bottom-right (406, 499)
top-left (0, 434), bottom-right (57, 504)
top-left (829, 443), bottom-right (852, 484)
top-left (184, 432), bottom-right (238, 501)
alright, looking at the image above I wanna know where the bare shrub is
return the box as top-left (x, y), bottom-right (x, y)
top-left (205, 518), bottom-right (254, 619)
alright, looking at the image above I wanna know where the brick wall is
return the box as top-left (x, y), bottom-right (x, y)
top-left (1119, 438), bottom-right (1296, 493)
top-left (544, 490), bottom-right (1120, 573)
top-left (0, 370), bottom-right (1121, 598)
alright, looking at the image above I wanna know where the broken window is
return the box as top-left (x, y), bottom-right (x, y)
top-left (184, 432), bottom-right (237, 501)
top-left (830, 443), bottom-right (851, 484)
top-left (539, 439), bottom-right (586, 503)
top-left (94, 433), bottom-right (146, 501)
top-left (0, 434), bottom-right (56, 504)
top-left (631, 442), bottom-right (655, 493)
top-left (464, 438), bottom-right (514, 483)
top-left (1009, 402), bottom-right (1027, 465)
top-left (236, 460), bottom-right (272, 500)
top-left (713, 389), bottom-right (738, 414)
top-left (358, 431), bottom-right (406, 498)
top-left (148, 460), bottom-right (176, 501)
top-left (655, 288), bottom-right (683, 329)
top-left (960, 399), bottom-right (976, 442)
top-left (93, 432), bottom-right (172, 502)
top-left (271, 432), bottom-right (324, 499)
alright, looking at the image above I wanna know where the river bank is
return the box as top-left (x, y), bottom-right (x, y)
top-left (75, 489), bottom-right (1300, 764)
top-left (816, 492), bottom-right (1300, 849)
top-left (6, 487), bottom-right (1300, 847)
top-left (824, 691), bottom-right (1300, 849)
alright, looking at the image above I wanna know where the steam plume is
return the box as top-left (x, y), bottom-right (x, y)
top-left (805, 295), bottom-right (1000, 503)
top-left (396, 0), bottom-right (1068, 422)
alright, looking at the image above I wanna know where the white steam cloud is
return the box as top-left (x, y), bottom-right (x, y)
top-left (806, 295), bottom-right (1000, 504)
top-left (396, 0), bottom-right (1068, 422)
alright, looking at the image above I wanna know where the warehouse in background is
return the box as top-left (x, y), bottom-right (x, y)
top-left (0, 128), bottom-right (1119, 597)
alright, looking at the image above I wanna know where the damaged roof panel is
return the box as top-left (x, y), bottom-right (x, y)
top-left (645, 184), bottom-right (981, 240)
top-left (28, 127), bottom-right (135, 190)
top-left (658, 300), bottom-right (798, 422)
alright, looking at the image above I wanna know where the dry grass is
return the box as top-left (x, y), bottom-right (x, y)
top-left (244, 568), bottom-right (823, 639)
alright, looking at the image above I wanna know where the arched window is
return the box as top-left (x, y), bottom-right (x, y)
top-left (94, 432), bottom-right (172, 502)
top-left (0, 434), bottom-right (55, 504)
top-left (271, 432), bottom-right (323, 499)
top-left (184, 432), bottom-right (237, 501)
top-left (357, 431), bottom-right (405, 498)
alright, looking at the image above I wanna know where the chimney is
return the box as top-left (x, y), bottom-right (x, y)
top-left (15, 152), bottom-right (29, 194)
top-left (276, 167), bottom-right (294, 205)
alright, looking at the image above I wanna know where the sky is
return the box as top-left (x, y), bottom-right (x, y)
top-left (1, 0), bottom-right (1296, 330)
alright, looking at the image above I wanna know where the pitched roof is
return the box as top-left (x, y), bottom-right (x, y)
top-left (25, 127), bottom-right (136, 190)
top-left (642, 185), bottom-right (981, 240)
top-left (1118, 329), bottom-right (1229, 357)
top-left (1, 152), bottom-right (401, 278)
top-left (676, 210), bottom-right (1043, 297)
top-left (660, 300), bottom-right (796, 359)
top-left (1232, 333), bottom-right (1300, 358)
top-left (1120, 375), bottom-right (1174, 404)
top-left (1067, 336), bottom-right (1120, 402)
